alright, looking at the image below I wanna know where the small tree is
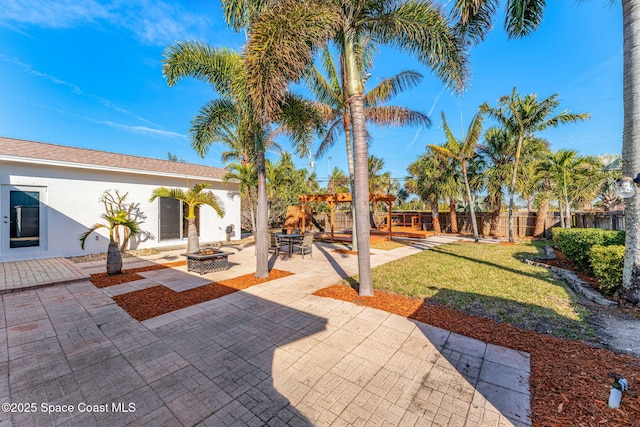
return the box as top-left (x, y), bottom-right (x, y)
top-left (150, 183), bottom-right (225, 253)
top-left (79, 190), bottom-right (141, 276)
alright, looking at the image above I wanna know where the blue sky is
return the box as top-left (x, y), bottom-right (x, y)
top-left (0, 1), bottom-right (622, 185)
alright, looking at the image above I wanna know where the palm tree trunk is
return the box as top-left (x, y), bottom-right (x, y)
top-left (508, 134), bottom-right (524, 242)
top-left (187, 217), bottom-right (200, 253)
top-left (345, 34), bottom-right (372, 296)
top-left (106, 241), bottom-right (123, 275)
top-left (533, 197), bottom-right (549, 238)
top-left (431, 199), bottom-right (441, 234)
top-left (449, 197), bottom-right (458, 233)
top-left (255, 148), bottom-right (269, 278)
top-left (564, 199), bottom-right (572, 228)
top-left (462, 161), bottom-right (479, 242)
top-left (489, 207), bottom-right (501, 237)
top-left (622, 0), bottom-right (640, 303)
top-left (342, 55), bottom-right (358, 253)
top-left (559, 200), bottom-right (565, 228)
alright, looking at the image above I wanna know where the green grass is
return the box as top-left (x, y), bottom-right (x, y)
top-left (367, 241), bottom-right (595, 341)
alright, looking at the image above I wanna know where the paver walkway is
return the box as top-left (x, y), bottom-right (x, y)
top-left (0, 236), bottom-right (531, 426)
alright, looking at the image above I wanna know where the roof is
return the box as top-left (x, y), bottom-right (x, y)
top-left (0, 136), bottom-right (227, 181)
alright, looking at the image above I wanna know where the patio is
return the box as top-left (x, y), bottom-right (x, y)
top-left (0, 236), bottom-right (531, 426)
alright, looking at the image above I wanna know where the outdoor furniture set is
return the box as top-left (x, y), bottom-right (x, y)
top-left (270, 231), bottom-right (314, 258)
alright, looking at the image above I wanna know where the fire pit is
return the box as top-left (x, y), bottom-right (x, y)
top-left (181, 249), bottom-right (231, 274)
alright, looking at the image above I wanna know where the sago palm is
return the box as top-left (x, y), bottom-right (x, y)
top-left (150, 183), bottom-right (225, 253)
top-left (224, 0), bottom-right (467, 295)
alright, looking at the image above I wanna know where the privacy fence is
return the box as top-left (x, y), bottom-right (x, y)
top-left (311, 210), bottom-right (626, 238)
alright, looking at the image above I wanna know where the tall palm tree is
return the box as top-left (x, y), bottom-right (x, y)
top-left (225, 161), bottom-right (258, 231)
top-left (225, 0), bottom-right (467, 295)
top-left (327, 167), bottom-right (350, 194)
top-left (308, 46), bottom-right (431, 251)
top-left (480, 88), bottom-right (589, 242)
top-left (163, 42), bottom-right (321, 278)
top-left (476, 127), bottom-right (514, 236)
top-left (429, 111), bottom-right (484, 241)
top-left (150, 183), bottom-right (225, 253)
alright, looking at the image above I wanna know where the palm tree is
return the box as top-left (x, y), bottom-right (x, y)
top-left (327, 167), bottom-right (350, 194)
top-left (150, 183), bottom-right (225, 253)
top-left (163, 42), bottom-right (321, 278)
top-left (407, 152), bottom-right (450, 233)
top-left (225, 161), bottom-right (258, 232)
top-left (537, 150), bottom-right (600, 228)
top-left (429, 111), bottom-right (484, 242)
top-left (225, 0), bottom-right (467, 295)
top-left (308, 46), bottom-right (431, 252)
top-left (79, 194), bottom-right (140, 275)
top-left (480, 88), bottom-right (589, 242)
top-left (476, 127), bottom-right (514, 236)
top-left (597, 154), bottom-right (622, 211)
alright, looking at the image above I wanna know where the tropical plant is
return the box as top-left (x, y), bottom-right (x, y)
top-left (327, 167), bottom-right (350, 194)
top-left (79, 190), bottom-right (141, 275)
top-left (162, 42), bottom-right (321, 278)
top-left (537, 150), bottom-right (600, 229)
top-left (429, 111), bottom-right (484, 241)
top-left (480, 88), bottom-right (589, 242)
top-left (454, 0), bottom-right (640, 304)
top-left (149, 183), bottom-right (225, 253)
top-left (407, 152), bottom-right (452, 234)
top-left (224, 0), bottom-right (468, 295)
top-left (597, 154), bottom-right (622, 211)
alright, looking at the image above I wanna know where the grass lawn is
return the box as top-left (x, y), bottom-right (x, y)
top-left (365, 240), bottom-right (594, 341)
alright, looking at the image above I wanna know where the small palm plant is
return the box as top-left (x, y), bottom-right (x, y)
top-left (80, 206), bottom-right (140, 276)
top-left (149, 183), bottom-right (225, 253)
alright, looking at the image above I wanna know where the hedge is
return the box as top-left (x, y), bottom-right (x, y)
top-left (589, 245), bottom-right (625, 295)
top-left (552, 228), bottom-right (625, 272)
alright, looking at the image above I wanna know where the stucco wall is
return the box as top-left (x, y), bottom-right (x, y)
top-left (0, 161), bottom-right (240, 261)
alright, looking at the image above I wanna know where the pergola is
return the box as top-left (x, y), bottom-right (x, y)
top-left (298, 192), bottom-right (396, 241)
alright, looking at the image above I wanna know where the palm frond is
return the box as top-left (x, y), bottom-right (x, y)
top-left (364, 70), bottom-right (423, 106)
top-left (365, 106), bottom-right (431, 128)
top-left (504, 0), bottom-right (546, 39)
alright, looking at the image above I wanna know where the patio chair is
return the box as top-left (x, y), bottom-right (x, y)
top-left (268, 233), bottom-right (286, 257)
top-left (292, 232), bottom-right (314, 259)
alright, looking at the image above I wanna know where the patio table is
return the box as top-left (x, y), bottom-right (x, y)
top-left (275, 234), bottom-right (302, 257)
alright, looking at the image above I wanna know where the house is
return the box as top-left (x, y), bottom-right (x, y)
top-left (0, 137), bottom-right (241, 262)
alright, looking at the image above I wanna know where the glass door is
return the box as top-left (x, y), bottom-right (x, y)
top-left (1, 185), bottom-right (46, 254)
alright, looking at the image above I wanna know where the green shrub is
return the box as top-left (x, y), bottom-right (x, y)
top-left (589, 245), bottom-right (624, 295)
top-left (552, 228), bottom-right (625, 272)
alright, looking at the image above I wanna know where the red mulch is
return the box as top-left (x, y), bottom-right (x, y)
top-left (89, 261), bottom-right (187, 288)
top-left (110, 269), bottom-right (292, 321)
top-left (313, 285), bottom-right (640, 426)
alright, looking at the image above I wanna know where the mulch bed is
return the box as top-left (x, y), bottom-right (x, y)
top-left (90, 261), bottom-right (187, 288)
top-left (314, 285), bottom-right (640, 426)
top-left (90, 265), bottom-right (293, 321)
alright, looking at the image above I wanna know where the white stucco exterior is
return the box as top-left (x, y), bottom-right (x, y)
top-left (0, 140), bottom-right (240, 262)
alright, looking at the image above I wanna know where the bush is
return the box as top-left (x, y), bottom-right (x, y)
top-left (552, 228), bottom-right (625, 272)
top-left (589, 245), bottom-right (624, 295)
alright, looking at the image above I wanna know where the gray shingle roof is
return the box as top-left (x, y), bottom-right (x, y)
top-left (0, 136), bottom-right (227, 180)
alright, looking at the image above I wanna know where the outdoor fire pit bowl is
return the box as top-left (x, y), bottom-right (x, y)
top-left (181, 249), bottom-right (231, 274)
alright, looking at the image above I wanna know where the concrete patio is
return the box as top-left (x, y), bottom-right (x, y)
top-left (0, 236), bottom-right (531, 426)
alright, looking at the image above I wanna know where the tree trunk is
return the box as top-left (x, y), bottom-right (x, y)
top-left (106, 241), bottom-right (123, 276)
top-left (342, 55), bottom-right (358, 253)
top-left (449, 197), bottom-right (458, 233)
top-left (564, 199), bottom-right (572, 229)
top-left (508, 134), bottom-right (525, 242)
top-left (187, 217), bottom-right (199, 253)
top-left (255, 149), bottom-right (269, 278)
top-left (431, 199), bottom-right (441, 234)
top-left (622, 0), bottom-right (640, 303)
top-left (462, 161), bottom-right (479, 242)
top-left (533, 197), bottom-right (549, 238)
top-left (345, 34), bottom-right (372, 296)
top-left (489, 193), bottom-right (502, 237)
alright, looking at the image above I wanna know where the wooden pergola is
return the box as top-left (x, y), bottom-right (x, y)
top-left (298, 192), bottom-right (396, 241)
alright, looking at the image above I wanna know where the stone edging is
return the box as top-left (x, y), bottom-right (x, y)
top-left (525, 246), bottom-right (618, 308)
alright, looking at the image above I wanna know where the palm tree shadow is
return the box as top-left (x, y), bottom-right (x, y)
top-left (314, 244), bottom-right (350, 280)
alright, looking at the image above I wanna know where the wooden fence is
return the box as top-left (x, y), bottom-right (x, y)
top-left (310, 210), bottom-right (626, 238)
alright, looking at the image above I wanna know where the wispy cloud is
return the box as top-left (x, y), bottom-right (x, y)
top-left (405, 129), bottom-right (421, 152)
top-left (91, 120), bottom-right (188, 140)
top-left (427, 88), bottom-right (446, 117)
top-left (0, 54), bottom-right (160, 126)
top-left (0, 0), bottom-right (212, 45)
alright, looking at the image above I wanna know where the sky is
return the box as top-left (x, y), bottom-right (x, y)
top-left (0, 1), bottom-right (623, 186)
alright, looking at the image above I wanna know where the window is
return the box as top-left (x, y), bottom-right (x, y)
top-left (158, 197), bottom-right (200, 241)
top-left (9, 190), bottom-right (40, 248)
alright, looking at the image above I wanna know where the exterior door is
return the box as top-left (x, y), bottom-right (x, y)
top-left (1, 185), bottom-right (47, 254)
